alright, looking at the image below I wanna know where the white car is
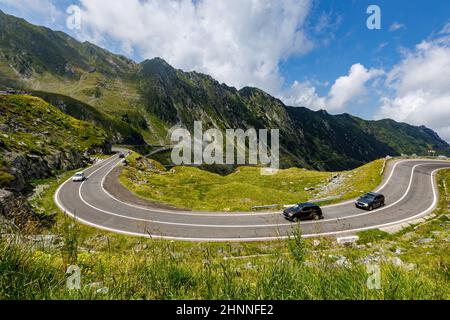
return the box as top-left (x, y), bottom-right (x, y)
top-left (72, 172), bottom-right (86, 182)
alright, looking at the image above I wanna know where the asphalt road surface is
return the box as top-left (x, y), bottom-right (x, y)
top-left (55, 155), bottom-right (450, 241)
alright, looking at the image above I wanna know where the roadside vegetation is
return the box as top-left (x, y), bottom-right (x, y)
top-left (119, 152), bottom-right (385, 211)
top-left (0, 164), bottom-right (448, 300)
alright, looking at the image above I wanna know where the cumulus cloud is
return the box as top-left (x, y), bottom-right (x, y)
top-left (376, 32), bottom-right (450, 141)
top-left (282, 63), bottom-right (383, 112)
top-left (327, 64), bottom-right (383, 111)
top-left (281, 80), bottom-right (326, 110)
top-left (75, 0), bottom-right (314, 94)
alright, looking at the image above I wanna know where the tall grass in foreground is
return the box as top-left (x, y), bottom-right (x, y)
top-left (0, 231), bottom-right (448, 300)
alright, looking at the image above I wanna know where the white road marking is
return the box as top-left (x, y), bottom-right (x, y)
top-left (55, 166), bottom-right (447, 241)
top-left (54, 155), bottom-right (119, 213)
top-left (97, 157), bottom-right (411, 216)
top-left (77, 161), bottom-right (433, 227)
top-left (72, 157), bottom-right (445, 227)
top-left (55, 155), bottom-right (450, 241)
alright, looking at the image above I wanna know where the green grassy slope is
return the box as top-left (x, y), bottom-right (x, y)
top-left (119, 152), bottom-right (385, 211)
top-left (0, 10), bottom-right (135, 78)
top-left (31, 91), bottom-right (146, 145)
top-left (352, 116), bottom-right (450, 156)
top-left (0, 94), bottom-right (107, 154)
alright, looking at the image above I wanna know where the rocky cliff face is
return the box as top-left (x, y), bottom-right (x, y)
top-left (0, 146), bottom-right (111, 229)
top-left (0, 146), bottom-right (113, 229)
top-left (0, 94), bottom-right (111, 229)
top-left (4, 145), bottom-right (110, 192)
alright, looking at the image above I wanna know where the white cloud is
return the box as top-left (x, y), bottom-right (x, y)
top-left (282, 63), bottom-right (383, 112)
top-left (389, 22), bottom-right (406, 32)
top-left (327, 63), bottom-right (383, 111)
top-left (311, 11), bottom-right (342, 47)
top-left (0, 0), bottom-right (62, 26)
top-left (376, 33), bottom-right (450, 141)
top-left (281, 80), bottom-right (326, 110)
top-left (76, 0), bottom-right (314, 94)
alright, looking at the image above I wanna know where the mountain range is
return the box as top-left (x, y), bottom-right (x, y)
top-left (0, 10), bottom-right (449, 170)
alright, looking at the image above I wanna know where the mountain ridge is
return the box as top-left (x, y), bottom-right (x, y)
top-left (0, 10), bottom-right (449, 170)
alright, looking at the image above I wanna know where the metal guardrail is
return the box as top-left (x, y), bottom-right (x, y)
top-left (251, 204), bottom-right (281, 211)
top-left (308, 195), bottom-right (341, 203)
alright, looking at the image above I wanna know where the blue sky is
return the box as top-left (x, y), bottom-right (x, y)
top-left (1, 0), bottom-right (450, 140)
top-left (281, 0), bottom-right (450, 117)
top-left (288, 0), bottom-right (449, 82)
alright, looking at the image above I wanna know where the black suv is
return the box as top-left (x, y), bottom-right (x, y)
top-left (283, 203), bottom-right (323, 222)
top-left (355, 192), bottom-right (385, 211)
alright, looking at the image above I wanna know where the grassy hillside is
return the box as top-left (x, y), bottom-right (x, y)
top-left (0, 94), bottom-right (108, 188)
top-left (0, 158), bottom-right (14, 187)
top-left (0, 94), bottom-right (107, 155)
top-left (31, 91), bottom-right (146, 145)
top-left (0, 9), bottom-right (135, 78)
top-left (119, 152), bottom-right (385, 211)
top-left (353, 117), bottom-right (450, 156)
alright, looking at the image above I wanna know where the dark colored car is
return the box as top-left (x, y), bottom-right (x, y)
top-left (283, 202), bottom-right (323, 222)
top-left (355, 192), bottom-right (385, 211)
top-left (119, 152), bottom-right (126, 158)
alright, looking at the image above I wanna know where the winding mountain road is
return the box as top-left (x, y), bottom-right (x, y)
top-left (54, 155), bottom-right (450, 241)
